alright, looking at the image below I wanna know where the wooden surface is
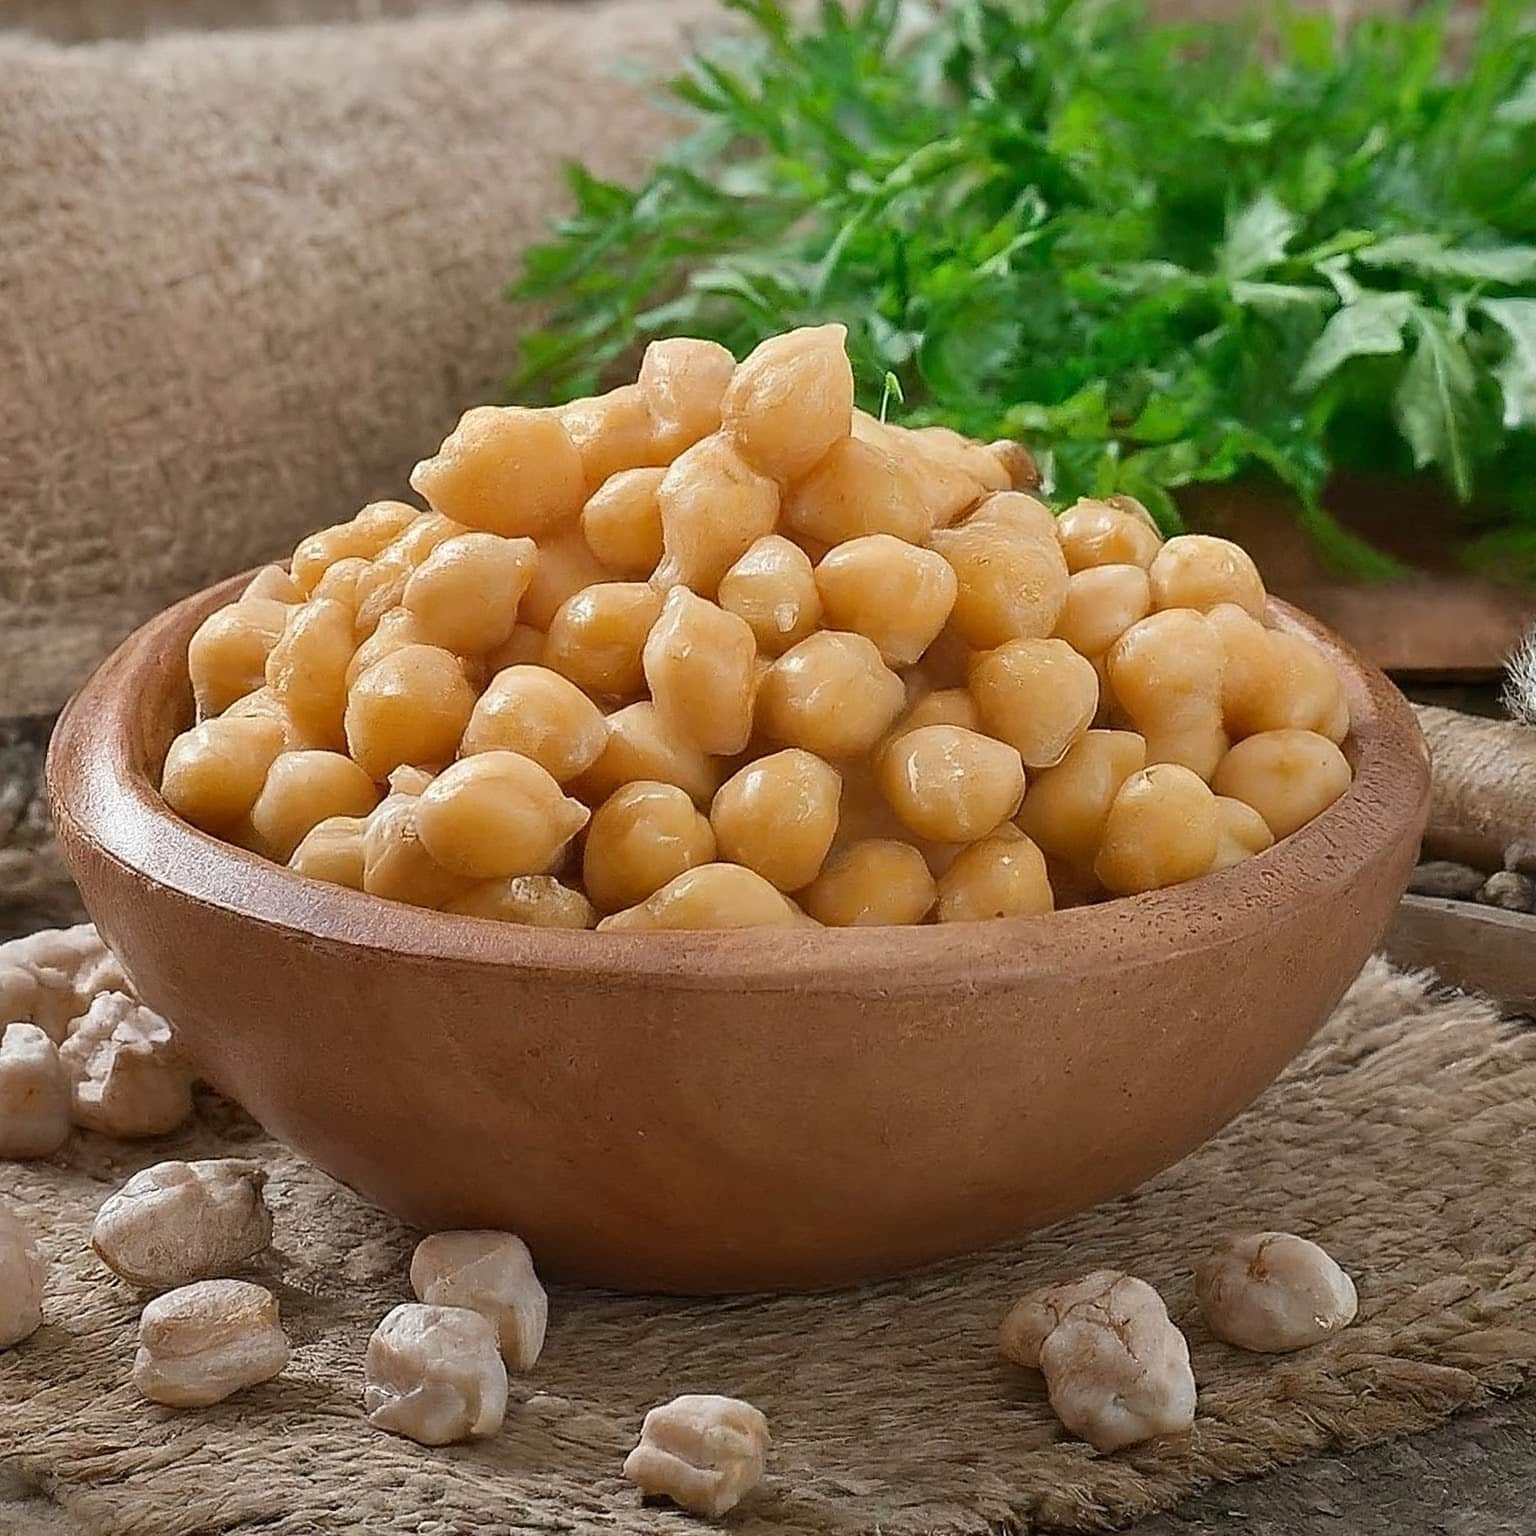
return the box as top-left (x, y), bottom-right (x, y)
top-left (1384, 896), bottom-right (1536, 1015)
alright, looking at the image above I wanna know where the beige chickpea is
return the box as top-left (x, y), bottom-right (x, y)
top-left (308, 556), bottom-right (374, 628)
top-left (400, 533), bottom-right (537, 655)
top-left (968, 490), bottom-right (1059, 543)
top-left (638, 336), bottom-right (735, 459)
top-left (813, 536), bottom-right (957, 666)
top-left (542, 582), bottom-right (662, 698)
top-left (571, 702), bottom-right (718, 807)
top-left (580, 468), bottom-right (665, 579)
top-left (582, 781), bottom-right (717, 913)
top-left (878, 725), bottom-right (1025, 844)
top-left (1210, 796), bottom-right (1275, 872)
top-left (936, 833), bottom-right (1054, 922)
top-left (485, 624), bottom-right (548, 673)
top-left (518, 526), bottom-right (612, 631)
top-left (1055, 497), bottom-right (1162, 573)
top-left (344, 644), bottom-right (478, 782)
top-left (344, 607), bottom-right (434, 691)
top-left (970, 638), bottom-right (1099, 770)
top-left (161, 715), bottom-right (286, 833)
top-left (1107, 610), bottom-right (1228, 780)
top-left (288, 814), bottom-right (369, 889)
top-left (353, 516), bottom-right (466, 637)
top-left (801, 839), bottom-right (936, 926)
top-left (710, 750), bottom-right (841, 891)
top-left (444, 876), bottom-right (596, 929)
top-left (223, 686), bottom-right (320, 752)
top-left (560, 385), bottom-right (668, 493)
top-left (720, 323), bottom-right (854, 483)
top-left (988, 439), bottom-right (1041, 492)
top-left (264, 598), bottom-right (356, 751)
top-left (929, 512), bottom-right (1070, 649)
top-left (875, 419), bottom-right (1002, 528)
top-left (717, 535), bottom-right (822, 655)
top-left (1207, 604), bottom-right (1348, 741)
top-left (781, 436), bottom-right (932, 547)
top-left (642, 588), bottom-right (758, 756)
top-left (243, 564), bottom-right (302, 605)
top-left (1054, 565), bottom-right (1152, 658)
top-left (597, 863), bottom-right (804, 931)
top-left (248, 750), bottom-right (379, 862)
top-left (1015, 730), bottom-right (1147, 873)
top-left (1212, 730), bottom-right (1351, 840)
top-left (757, 632), bottom-right (906, 760)
top-left (461, 665), bottom-right (607, 784)
top-left (290, 501), bottom-right (418, 593)
top-left (410, 405), bottom-right (585, 537)
top-left (188, 598), bottom-right (290, 717)
top-left (1149, 534), bottom-right (1266, 618)
top-left (361, 791), bottom-right (469, 910)
top-left (651, 433), bottom-right (780, 595)
top-left (888, 687), bottom-right (982, 742)
top-left (1094, 764), bottom-right (1220, 895)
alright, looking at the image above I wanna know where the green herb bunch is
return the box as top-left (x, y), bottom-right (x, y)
top-left (509, 0), bottom-right (1536, 579)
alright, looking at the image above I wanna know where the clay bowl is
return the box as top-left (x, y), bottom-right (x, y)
top-left (48, 573), bottom-right (1429, 1293)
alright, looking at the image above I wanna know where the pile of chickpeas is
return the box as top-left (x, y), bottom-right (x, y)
top-left (160, 324), bottom-right (1354, 931)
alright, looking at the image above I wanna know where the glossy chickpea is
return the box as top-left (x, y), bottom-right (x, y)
top-left (410, 405), bottom-right (585, 537)
top-left (582, 781), bottom-right (717, 913)
top-left (652, 434), bottom-right (780, 596)
top-left (460, 665), bottom-right (607, 783)
top-left (1054, 565), bottom-right (1153, 658)
top-left (1094, 764), bottom-right (1220, 895)
top-left (571, 702), bottom-right (718, 807)
top-left (1212, 730), bottom-right (1351, 840)
top-left (290, 502), bottom-right (418, 594)
top-left (308, 556), bottom-right (374, 626)
top-left (223, 687), bottom-right (320, 752)
top-left (354, 516), bottom-right (467, 637)
top-left (560, 386), bottom-right (669, 493)
top-left (930, 509), bottom-right (1070, 649)
top-left (864, 418), bottom-right (1003, 529)
top-left (543, 583), bottom-right (662, 698)
top-left (444, 877), bottom-right (596, 929)
top-left (717, 536), bottom-right (821, 655)
top-left (710, 750), bottom-right (841, 892)
top-left (878, 725), bottom-right (1026, 844)
top-left (1015, 730), bottom-right (1147, 873)
top-left (801, 839), bottom-right (937, 926)
top-left (580, 468), bottom-right (665, 579)
top-left (936, 833), bottom-right (1054, 922)
top-left (638, 336), bottom-right (735, 459)
top-left (518, 526), bottom-right (612, 633)
top-left (265, 598), bottom-right (356, 751)
top-left (1149, 535), bottom-right (1266, 619)
top-left (1056, 497), bottom-right (1162, 573)
top-left (597, 864), bottom-right (804, 931)
top-left (187, 599), bottom-right (290, 716)
top-left (720, 323), bottom-right (854, 483)
top-left (485, 624), bottom-right (547, 673)
top-left (988, 439), bottom-right (1040, 492)
top-left (161, 715), bottom-right (286, 832)
top-left (882, 688), bottom-right (982, 759)
top-left (813, 536), bottom-right (957, 666)
top-left (970, 639), bottom-right (1099, 770)
top-left (344, 608), bottom-right (434, 691)
top-left (1207, 604), bottom-right (1349, 742)
top-left (248, 750), bottom-right (379, 862)
top-left (243, 565), bottom-right (302, 605)
top-left (757, 632), bottom-right (906, 760)
top-left (642, 588), bottom-right (758, 756)
top-left (781, 437), bottom-right (932, 548)
top-left (1210, 795), bottom-right (1275, 872)
top-left (361, 791), bottom-right (469, 910)
top-left (1107, 610), bottom-right (1228, 780)
top-left (344, 644), bottom-right (477, 782)
top-left (288, 815), bottom-right (369, 889)
top-left (968, 491), bottom-right (1058, 543)
top-left (400, 533), bottom-right (537, 655)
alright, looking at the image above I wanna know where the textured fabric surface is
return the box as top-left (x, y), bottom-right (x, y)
top-left (3, 959), bottom-right (1533, 1534)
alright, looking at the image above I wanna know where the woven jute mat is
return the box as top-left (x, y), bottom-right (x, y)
top-left (3, 958), bottom-right (1535, 1535)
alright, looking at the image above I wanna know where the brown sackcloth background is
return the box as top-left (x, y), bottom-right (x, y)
top-left (3, 959), bottom-right (1535, 1535)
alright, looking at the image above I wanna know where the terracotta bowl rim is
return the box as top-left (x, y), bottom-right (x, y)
top-left (47, 572), bottom-right (1428, 996)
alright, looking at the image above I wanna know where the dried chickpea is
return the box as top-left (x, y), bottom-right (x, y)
top-left (288, 815), bottom-right (369, 889)
top-left (720, 322), bottom-right (854, 483)
top-left (801, 839), bottom-right (936, 926)
top-left (1054, 565), bottom-right (1152, 658)
top-left (597, 864), bottom-right (804, 931)
top-left (344, 644), bottom-right (477, 782)
top-left (936, 832), bottom-right (1054, 922)
top-left (582, 781), bottom-right (716, 913)
top-left (970, 638), bottom-right (1099, 770)
top-left (1055, 496), bottom-right (1163, 572)
top-left (290, 501), bottom-right (417, 593)
top-left (161, 715), bottom-right (286, 832)
top-left (782, 436), bottom-right (932, 548)
top-left (560, 385), bottom-right (668, 492)
top-left (362, 791), bottom-right (470, 910)
top-left (878, 725), bottom-right (1025, 844)
top-left (244, 564), bottom-right (301, 604)
top-left (1212, 730), bottom-right (1351, 840)
top-left (1210, 795), bottom-right (1275, 872)
top-left (414, 753), bottom-right (588, 880)
top-left (930, 509), bottom-right (1069, 649)
top-left (814, 536), bottom-right (957, 667)
top-left (410, 405), bottom-right (585, 537)
top-left (188, 598), bottom-right (290, 716)
top-left (485, 624), bottom-right (547, 673)
top-left (1015, 730), bottom-right (1147, 873)
top-left (1107, 610), bottom-right (1228, 780)
top-left (401, 532), bottom-right (537, 655)
top-left (344, 608), bottom-right (435, 692)
top-left (1207, 604), bottom-right (1349, 742)
top-left (572, 702), bottom-right (718, 807)
top-left (248, 750), bottom-right (379, 862)
top-left (543, 582), bottom-right (663, 698)
top-left (710, 750), bottom-right (841, 891)
top-left (461, 665), bottom-right (607, 784)
top-left (642, 588), bottom-right (758, 757)
top-left (1149, 534), bottom-right (1266, 618)
top-left (265, 598), bottom-right (356, 750)
top-left (757, 632), bottom-right (906, 760)
top-left (638, 336), bottom-right (735, 459)
top-left (1094, 764), bottom-right (1220, 895)
top-left (652, 433), bottom-right (780, 596)
top-left (717, 535), bottom-right (821, 655)
top-left (444, 876), bottom-right (596, 929)
top-left (580, 468), bottom-right (665, 579)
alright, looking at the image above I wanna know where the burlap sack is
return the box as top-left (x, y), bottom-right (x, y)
top-left (0, 0), bottom-right (715, 716)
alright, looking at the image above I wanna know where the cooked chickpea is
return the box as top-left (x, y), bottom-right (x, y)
top-left (354, 516), bottom-right (466, 636)
top-left (290, 501), bottom-right (418, 593)
top-left (757, 632), bottom-right (905, 760)
top-left (878, 725), bottom-right (1025, 844)
top-left (1107, 610), bottom-right (1228, 780)
top-left (863, 418), bottom-right (1002, 528)
top-left (444, 876), bottom-right (596, 929)
top-left (814, 536), bottom-right (957, 666)
top-left (580, 468), bottom-right (665, 579)
top-left (883, 688), bottom-right (982, 757)
top-left (264, 598), bottom-right (356, 751)
top-left (582, 781), bottom-right (716, 913)
top-left (642, 588), bottom-right (758, 756)
top-left (161, 715), bottom-right (286, 832)
top-left (344, 644), bottom-right (477, 782)
top-left (288, 815), bottom-right (369, 889)
top-left (361, 791), bottom-right (470, 909)
top-left (572, 702), bottom-right (718, 807)
top-left (543, 582), bottom-right (662, 698)
top-left (1056, 497), bottom-right (1162, 572)
top-left (781, 437), bottom-right (931, 547)
top-left (1015, 730), bottom-right (1147, 872)
top-left (652, 434), bottom-right (780, 595)
top-left (399, 533), bottom-right (537, 655)
top-left (410, 405), bottom-right (585, 537)
top-left (1054, 565), bottom-right (1152, 657)
top-left (1207, 604), bottom-right (1348, 741)
top-left (597, 864), bottom-right (804, 931)
top-left (560, 385), bottom-right (668, 493)
top-left (801, 839), bottom-right (936, 926)
top-left (988, 439), bottom-right (1040, 491)
top-left (188, 598), bottom-right (290, 716)
top-left (1210, 795), bottom-right (1275, 872)
top-left (929, 512), bottom-right (1069, 649)
top-left (638, 337), bottom-right (735, 459)
top-left (970, 639), bottom-right (1099, 769)
top-left (968, 491), bottom-right (1058, 543)
top-left (710, 750), bottom-right (841, 891)
top-left (1149, 535), bottom-right (1266, 618)
top-left (344, 608), bottom-right (434, 691)
top-left (223, 686), bottom-right (320, 752)
top-left (717, 535), bottom-right (821, 655)
top-left (1094, 764), bottom-right (1220, 895)
top-left (1212, 730), bottom-right (1351, 840)
top-left (936, 833), bottom-right (1054, 922)
top-left (485, 624), bottom-right (548, 673)
top-left (720, 323), bottom-right (854, 483)
top-left (243, 564), bottom-right (301, 605)
top-left (461, 665), bottom-right (607, 783)
top-left (248, 750), bottom-right (379, 862)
